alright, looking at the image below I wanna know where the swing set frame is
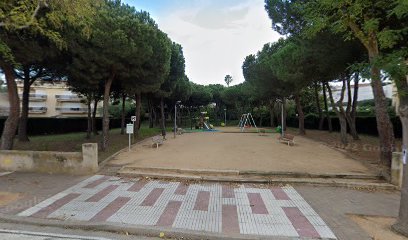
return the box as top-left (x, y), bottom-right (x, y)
top-left (238, 113), bottom-right (258, 132)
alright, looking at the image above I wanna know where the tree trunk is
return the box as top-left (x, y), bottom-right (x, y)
top-left (120, 93), bottom-right (126, 135)
top-left (295, 94), bottom-right (305, 135)
top-left (282, 98), bottom-right (287, 131)
top-left (101, 71), bottom-right (115, 151)
top-left (18, 69), bottom-right (31, 142)
top-left (339, 116), bottom-right (348, 144)
top-left (269, 99), bottom-right (275, 127)
top-left (180, 107), bottom-right (184, 127)
top-left (368, 46), bottom-right (395, 167)
top-left (322, 82), bottom-right (332, 132)
top-left (188, 107), bottom-right (192, 130)
top-left (148, 97), bottom-right (154, 128)
top-left (86, 98), bottom-right (92, 139)
top-left (314, 82), bottom-right (324, 130)
top-left (350, 74), bottom-right (359, 136)
top-left (154, 106), bottom-right (158, 127)
top-left (134, 93), bottom-right (142, 137)
top-left (345, 75), bottom-right (360, 140)
top-left (0, 63), bottom-right (20, 150)
top-left (326, 81), bottom-right (348, 145)
top-left (177, 105), bottom-right (182, 127)
top-left (92, 97), bottom-right (99, 135)
top-left (160, 97), bottom-right (166, 139)
top-left (392, 74), bottom-right (408, 237)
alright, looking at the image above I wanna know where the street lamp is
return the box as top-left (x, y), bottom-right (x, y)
top-left (224, 108), bottom-right (227, 126)
top-left (174, 101), bottom-right (181, 138)
top-left (276, 98), bottom-right (285, 136)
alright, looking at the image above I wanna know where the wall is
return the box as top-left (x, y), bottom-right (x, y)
top-left (0, 143), bottom-right (98, 175)
top-left (285, 115), bottom-right (402, 138)
top-left (0, 118), bottom-right (125, 135)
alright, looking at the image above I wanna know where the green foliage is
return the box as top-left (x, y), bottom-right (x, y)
top-left (188, 83), bottom-right (213, 107)
top-left (0, 0), bottom-right (101, 64)
top-left (264, 0), bottom-right (305, 36)
top-left (170, 76), bottom-right (192, 103)
top-left (243, 38), bottom-right (315, 99)
top-left (156, 42), bottom-right (185, 98)
top-left (224, 75), bottom-right (233, 87)
top-left (109, 100), bottom-right (136, 118)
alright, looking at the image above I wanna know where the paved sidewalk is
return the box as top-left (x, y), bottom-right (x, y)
top-left (0, 172), bottom-right (87, 215)
top-left (18, 175), bottom-right (336, 239)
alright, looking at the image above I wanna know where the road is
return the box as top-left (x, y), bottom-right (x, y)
top-left (0, 229), bottom-right (112, 240)
top-left (0, 223), bottom-right (159, 240)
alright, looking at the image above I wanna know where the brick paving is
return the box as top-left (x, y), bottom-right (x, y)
top-left (18, 175), bottom-right (336, 239)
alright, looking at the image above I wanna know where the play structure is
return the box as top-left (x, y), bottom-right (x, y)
top-left (197, 112), bottom-right (214, 130)
top-left (238, 113), bottom-right (258, 132)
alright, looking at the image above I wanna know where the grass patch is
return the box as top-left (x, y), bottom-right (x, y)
top-left (13, 125), bottom-right (171, 162)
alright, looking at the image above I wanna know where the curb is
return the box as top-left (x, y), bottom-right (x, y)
top-left (0, 213), bottom-right (295, 240)
top-left (119, 166), bottom-right (382, 180)
top-left (118, 171), bottom-right (397, 190)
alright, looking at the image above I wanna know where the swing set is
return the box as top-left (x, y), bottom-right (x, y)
top-left (238, 113), bottom-right (258, 132)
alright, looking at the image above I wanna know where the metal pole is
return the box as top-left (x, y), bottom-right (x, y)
top-left (128, 133), bottom-right (131, 152)
top-left (174, 104), bottom-right (177, 138)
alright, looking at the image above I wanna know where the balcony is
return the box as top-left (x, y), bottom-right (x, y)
top-left (56, 107), bottom-right (87, 114)
top-left (55, 95), bottom-right (82, 102)
top-left (19, 93), bottom-right (47, 101)
top-left (28, 107), bottom-right (47, 114)
top-left (0, 107), bottom-right (9, 116)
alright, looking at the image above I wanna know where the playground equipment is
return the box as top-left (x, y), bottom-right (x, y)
top-left (238, 113), bottom-right (258, 132)
top-left (197, 112), bottom-right (213, 130)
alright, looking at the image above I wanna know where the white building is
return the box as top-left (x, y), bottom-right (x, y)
top-left (0, 80), bottom-right (102, 118)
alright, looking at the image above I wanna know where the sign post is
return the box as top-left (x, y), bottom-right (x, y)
top-left (126, 123), bottom-right (134, 152)
top-left (126, 116), bottom-right (136, 152)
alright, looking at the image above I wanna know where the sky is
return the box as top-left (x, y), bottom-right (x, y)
top-left (123, 0), bottom-right (281, 86)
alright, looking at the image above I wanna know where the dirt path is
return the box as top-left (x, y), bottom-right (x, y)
top-left (110, 129), bottom-right (372, 175)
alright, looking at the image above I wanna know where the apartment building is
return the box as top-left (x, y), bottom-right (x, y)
top-left (0, 80), bottom-right (102, 118)
top-left (331, 82), bottom-right (397, 105)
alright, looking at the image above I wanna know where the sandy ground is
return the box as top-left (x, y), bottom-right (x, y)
top-left (110, 128), bottom-right (371, 174)
top-left (349, 215), bottom-right (408, 240)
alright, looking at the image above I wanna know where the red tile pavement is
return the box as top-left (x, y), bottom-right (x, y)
top-left (283, 207), bottom-right (320, 238)
top-left (222, 205), bottom-right (240, 234)
top-left (31, 193), bottom-right (80, 218)
top-left (83, 176), bottom-right (110, 189)
top-left (156, 201), bottom-right (182, 227)
top-left (222, 185), bottom-right (235, 198)
top-left (127, 180), bottom-right (148, 192)
top-left (174, 183), bottom-right (189, 195)
top-left (193, 191), bottom-right (210, 211)
top-left (86, 185), bottom-right (118, 202)
top-left (141, 188), bottom-right (165, 206)
top-left (271, 187), bottom-right (290, 200)
top-left (90, 197), bottom-right (131, 222)
top-left (247, 193), bottom-right (268, 214)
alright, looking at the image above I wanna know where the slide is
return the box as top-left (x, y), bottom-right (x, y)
top-left (203, 122), bottom-right (211, 130)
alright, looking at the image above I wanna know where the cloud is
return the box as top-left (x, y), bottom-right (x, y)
top-left (183, 5), bottom-right (249, 30)
top-left (157, 0), bottom-right (281, 86)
